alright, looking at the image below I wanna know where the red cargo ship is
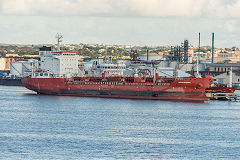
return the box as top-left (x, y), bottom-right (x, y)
top-left (22, 76), bottom-right (211, 102)
top-left (21, 42), bottom-right (212, 102)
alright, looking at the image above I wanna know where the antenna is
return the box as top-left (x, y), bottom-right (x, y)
top-left (56, 33), bottom-right (63, 51)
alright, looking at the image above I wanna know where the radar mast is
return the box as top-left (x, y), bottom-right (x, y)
top-left (56, 33), bottom-right (63, 51)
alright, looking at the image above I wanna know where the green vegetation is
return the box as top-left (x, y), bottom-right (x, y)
top-left (0, 43), bottom-right (173, 58)
top-left (0, 43), bottom-right (238, 59)
top-left (0, 45), bottom-right (39, 57)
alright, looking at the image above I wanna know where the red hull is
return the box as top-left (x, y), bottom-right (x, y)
top-left (21, 77), bottom-right (211, 102)
top-left (205, 87), bottom-right (237, 93)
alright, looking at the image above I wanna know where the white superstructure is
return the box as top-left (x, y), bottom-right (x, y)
top-left (38, 46), bottom-right (80, 77)
top-left (80, 57), bottom-right (126, 77)
top-left (95, 63), bottom-right (126, 77)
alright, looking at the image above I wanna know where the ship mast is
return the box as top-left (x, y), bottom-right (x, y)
top-left (196, 32), bottom-right (200, 78)
top-left (56, 33), bottom-right (63, 51)
top-left (229, 67), bottom-right (233, 87)
top-left (152, 63), bottom-right (156, 83)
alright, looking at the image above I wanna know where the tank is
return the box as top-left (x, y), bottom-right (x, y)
top-left (158, 61), bottom-right (169, 68)
top-left (169, 61), bottom-right (179, 69)
top-left (139, 54), bottom-right (163, 61)
top-left (179, 64), bottom-right (193, 72)
top-left (193, 63), bottom-right (206, 72)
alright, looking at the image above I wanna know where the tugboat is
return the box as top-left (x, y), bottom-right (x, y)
top-left (206, 67), bottom-right (237, 94)
top-left (205, 86), bottom-right (236, 93)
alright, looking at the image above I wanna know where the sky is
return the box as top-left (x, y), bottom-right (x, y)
top-left (0, 0), bottom-right (240, 47)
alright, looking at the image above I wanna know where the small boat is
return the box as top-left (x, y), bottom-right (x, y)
top-left (205, 86), bottom-right (237, 93)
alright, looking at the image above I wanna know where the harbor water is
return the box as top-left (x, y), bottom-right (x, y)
top-left (0, 86), bottom-right (240, 159)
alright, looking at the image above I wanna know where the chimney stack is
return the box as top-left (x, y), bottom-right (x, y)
top-left (147, 49), bottom-right (149, 61)
top-left (212, 32), bottom-right (214, 63)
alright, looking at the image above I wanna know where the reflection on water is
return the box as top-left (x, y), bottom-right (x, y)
top-left (0, 86), bottom-right (240, 159)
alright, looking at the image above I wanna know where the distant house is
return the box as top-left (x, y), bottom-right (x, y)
top-left (208, 63), bottom-right (240, 73)
top-left (5, 54), bottom-right (19, 57)
top-left (201, 63), bottom-right (240, 87)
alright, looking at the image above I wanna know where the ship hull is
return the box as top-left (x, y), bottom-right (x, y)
top-left (22, 77), bottom-right (211, 102)
top-left (0, 78), bottom-right (23, 86)
top-left (31, 89), bottom-right (208, 102)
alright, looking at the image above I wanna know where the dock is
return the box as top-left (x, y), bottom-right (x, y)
top-left (206, 93), bottom-right (240, 101)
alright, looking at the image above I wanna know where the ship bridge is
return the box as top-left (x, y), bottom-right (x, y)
top-left (94, 63), bottom-right (126, 77)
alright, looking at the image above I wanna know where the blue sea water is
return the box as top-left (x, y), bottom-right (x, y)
top-left (0, 85), bottom-right (240, 159)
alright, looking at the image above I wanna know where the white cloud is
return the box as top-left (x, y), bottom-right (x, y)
top-left (1, 0), bottom-right (240, 47)
top-left (1, 0), bottom-right (33, 15)
top-left (0, 0), bottom-right (112, 16)
top-left (84, 18), bottom-right (96, 29)
top-left (0, 0), bottom-right (240, 19)
top-left (225, 20), bottom-right (236, 32)
top-left (111, 0), bottom-right (207, 17)
top-left (0, 0), bottom-right (239, 19)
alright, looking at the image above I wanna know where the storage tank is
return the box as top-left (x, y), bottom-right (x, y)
top-left (198, 64), bottom-right (206, 71)
top-left (193, 63), bottom-right (206, 71)
top-left (169, 61), bottom-right (179, 69)
top-left (139, 54), bottom-right (163, 61)
top-left (179, 63), bottom-right (193, 72)
top-left (158, 61), bottom-right (169, 67)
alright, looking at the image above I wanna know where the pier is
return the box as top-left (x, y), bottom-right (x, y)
top-left (206, 92), bottom-right (240, 101)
